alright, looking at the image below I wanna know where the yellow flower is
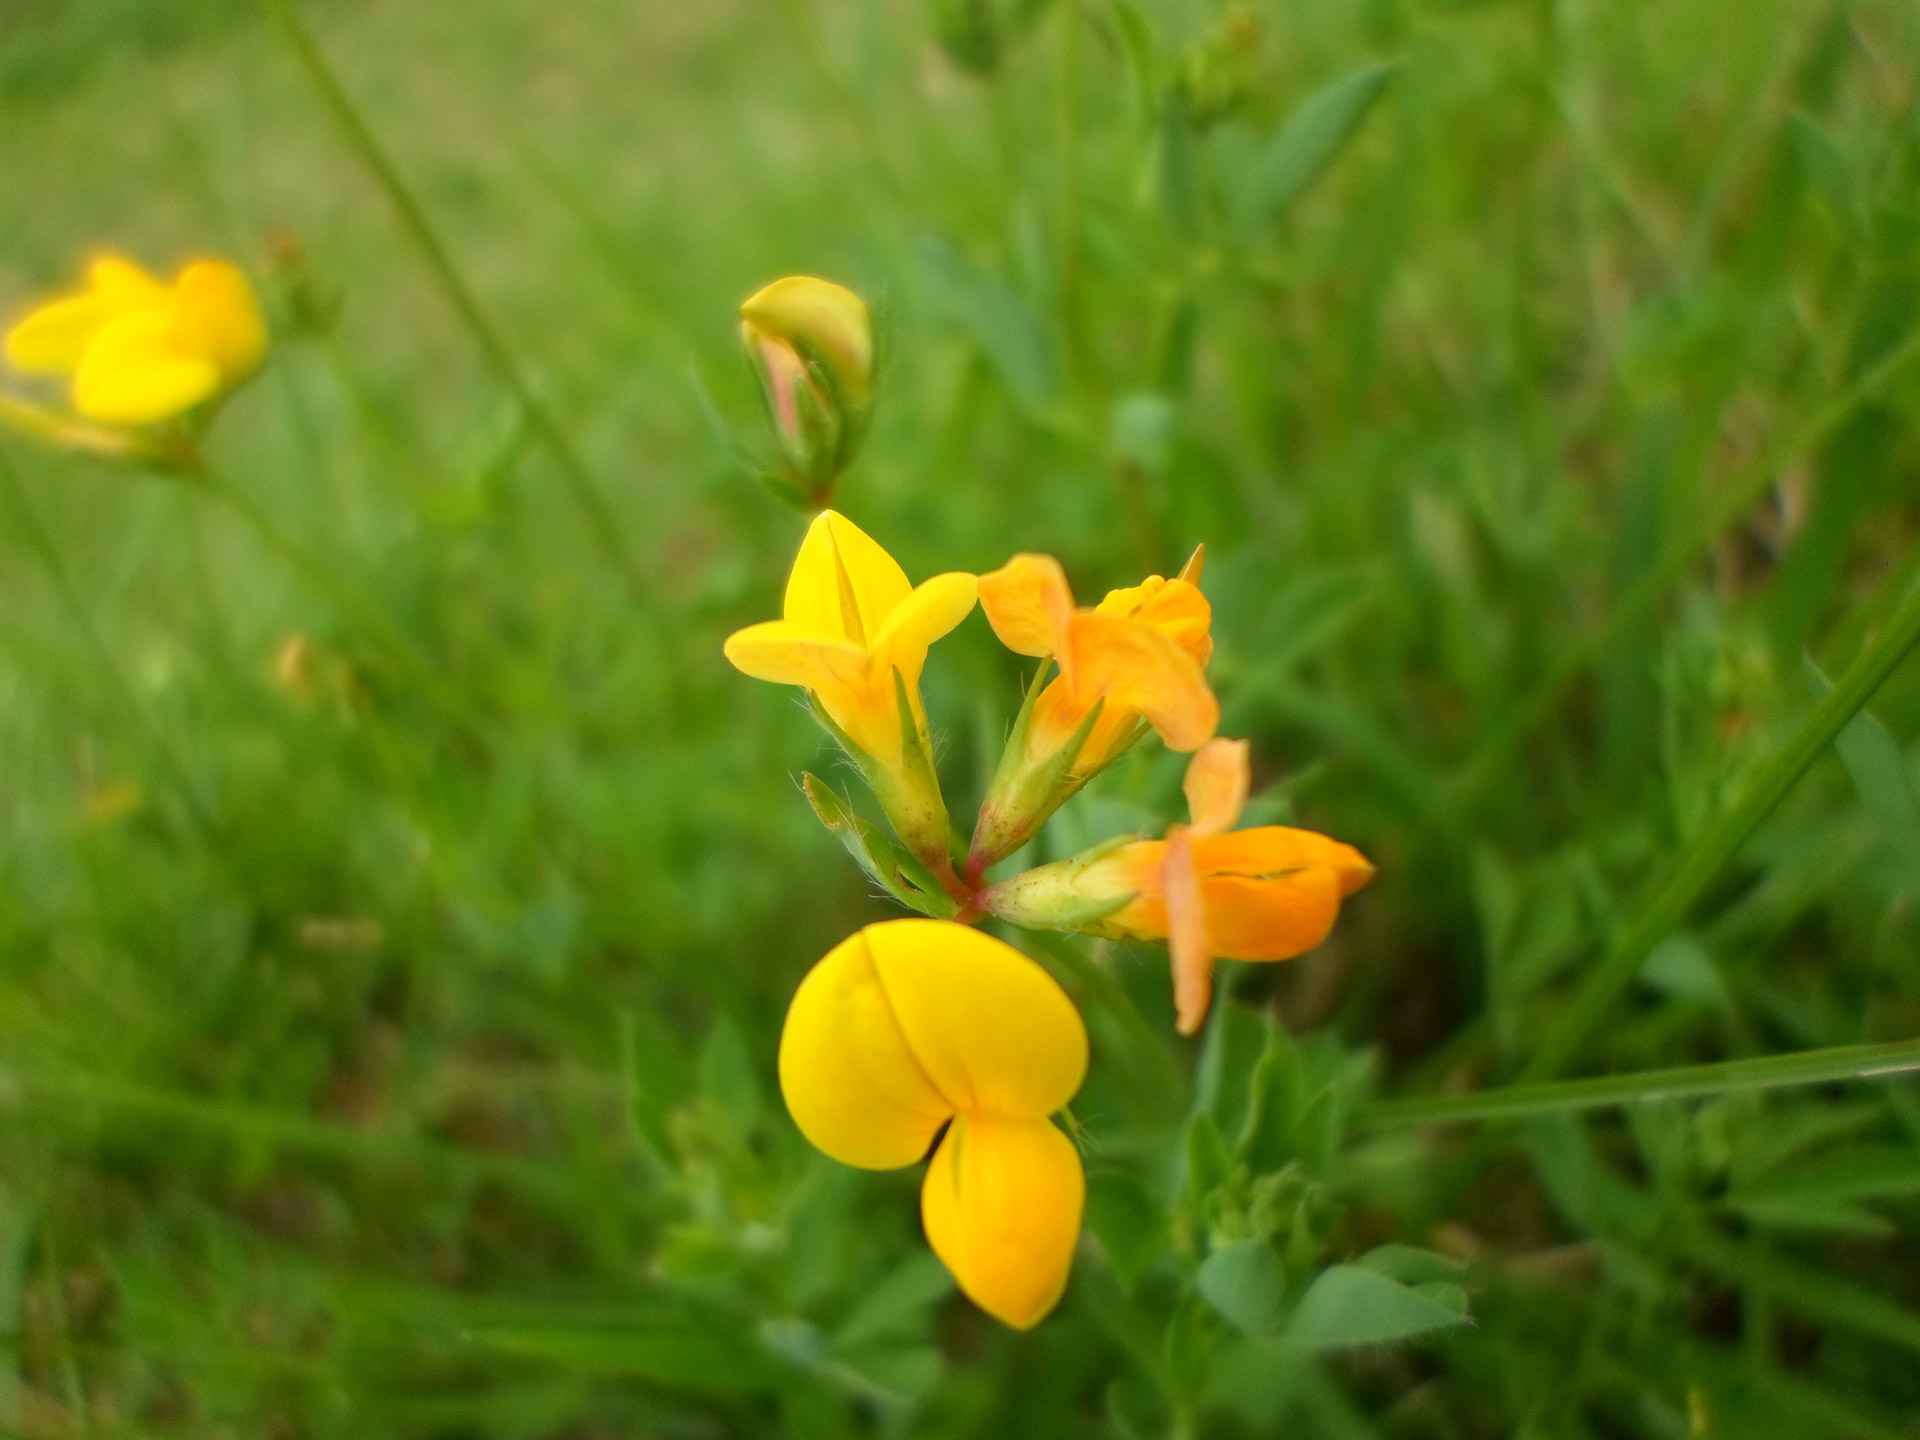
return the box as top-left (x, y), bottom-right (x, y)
top-left (5, 254), bottom-right (267, 426)
top-left (983, 739), bottom-right (1373, 1035)
top-left (779, 919), bottom-right (1087, 1328)
top-left (724, 511), bottom-right (976, 888)
top-left (969, 548), bottom-right (1218, 875)
top-left (740, 276), bottom-right (874, 502)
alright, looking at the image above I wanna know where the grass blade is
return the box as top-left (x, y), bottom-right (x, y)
top-left (1358, 1038), bottom-right (1920, 1129)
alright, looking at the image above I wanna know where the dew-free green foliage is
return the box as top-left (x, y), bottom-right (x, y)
top-left (4, 0), bottom-right (1920, 1435)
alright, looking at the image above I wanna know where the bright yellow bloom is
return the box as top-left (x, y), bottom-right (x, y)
top-left (969, 548), bottom-right (1218, 873)
top-left (723, 511), bottom-right (975, 886)
top-left (983, 739), bottom-right (1373, 1035)
top-left (740, 277), bottom-right (874, 502)
top-left (5, 254), bottom-right (267, 425)
top-left (779, 919), bottom-right (1087, 1328)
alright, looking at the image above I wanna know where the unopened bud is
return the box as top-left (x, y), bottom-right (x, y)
top-left (740, 276), bottom-right (874, 503)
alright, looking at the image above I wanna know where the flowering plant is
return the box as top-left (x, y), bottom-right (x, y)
top-left (725, 280), bottom-right (1373, 1329)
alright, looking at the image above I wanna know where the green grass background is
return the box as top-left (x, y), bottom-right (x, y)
top-left (3, 0), bottom-right (1920, 1434)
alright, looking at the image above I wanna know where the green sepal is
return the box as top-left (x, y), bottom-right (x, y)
top-left (972, 675), bottom-right (1107, 868)
top-left (801, 773), bottom-right (959, 919)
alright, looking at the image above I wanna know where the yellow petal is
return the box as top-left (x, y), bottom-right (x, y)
top-left (722, 619), bottom-right (870, 690)
top-left (865, 919), bottom-right (1087, 1120)
top-left (1164, 826), bottom-right (1214, 1036)
top-left (173, 260), bottom-right (267, 385)
top-left (72, 311), bottom-right (218, 424)
top-left (740, 276), bottom-right (873, 404)
top-left (1184, 738), bottom-right (1250, 837)
top-left (921, 1113), bottom-right (1083, 1329)
top-left (6, 294), bottom-right (123, 374)
top-left (1065, 611), bottom-right (1218, 753)
top-left (88, 254), bottom-right (168, 304)
top-left (782, 510), bottom-right (912, 645)
top-left (872, 571), bottom-right (978, 683)
top-left (778, 928), bottom-right (953, 1170)
top-left (978, 553), bottom-right (1075, 660)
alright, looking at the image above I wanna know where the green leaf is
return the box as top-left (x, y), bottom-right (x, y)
top-left (697, 1014), bottom-right (761, 1132)
top-left (470, 1325), bottom-right (778, 1392)
top-left (915, 235), bottom-right (1061, 411)
top-left (833, 1253), bottom-right (954, 1350)
top-left (801, 772), bottom-right (957, 918)
top-left (1353, 1244), bottom-right (1465, 1287)
top-left (1197, 1238), bottom-right (1288, 1336)
top-left (1234, 61), bottom-right (1397, 237)
top-left (1791, 111), bottom-right (1864, 245)
top-left (1805, 657), bottom-right (1920, 874)
top-left (1084, 1170), bottom-right (1166, 1290)
top-left (1286, 1264), bottom-right (1469, 1351)
top-left (1186, 1111), bottom-right (1234, 1204)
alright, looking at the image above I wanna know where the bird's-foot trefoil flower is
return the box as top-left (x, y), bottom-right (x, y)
top-left (968, 546), bottom-right (1218, 881)
top-left (981, 738), bottom-right (1374, 1035)
top-left (779, 919), bottom-right (1088, 1328)
top-left (741, 276), bottom-right (874, 507)
top-left (3, 254), bottom-right (267, 461)
top-left (723, 511), bottom-right (976, 901)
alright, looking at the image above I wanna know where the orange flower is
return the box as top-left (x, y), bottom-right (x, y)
top-left (982, 739), bottom-right (1373, 1035)
top-left (969, 548), bottom-right (1218, 874)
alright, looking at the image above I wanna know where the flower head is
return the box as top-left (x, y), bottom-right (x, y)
top-left (741, 277), bottom-right (874, 502)
top-left (779, 919), bottom-right (1087, 1328)
top-left (969, 548), bottom-right (1218, 873)
top-left (723, 511), bottom-right (975, 885)
top-left (5, 254), bottom-right (267, 426)
top-left (983, 739), bottom-right (1373, 1035)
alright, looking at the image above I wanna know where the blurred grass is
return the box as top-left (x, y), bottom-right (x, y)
top-left (3, 0), bottom-right (1920, 1435)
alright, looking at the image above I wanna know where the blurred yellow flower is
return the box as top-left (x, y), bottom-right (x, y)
top-left (779, 919), bottom-right (1087, 1328)
top-left (984, 739), bottom-right (1374, 1035)
top-left (5, 254), bottom-right (267, 426)
top-left (970, 548), bottom-right (1218, 874)
top-left (724, 510), bottom-right (975, 889)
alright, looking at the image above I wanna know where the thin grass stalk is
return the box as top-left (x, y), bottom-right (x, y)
top-left (1449, 323), bottom-right (1920, 807)
top-left (1361, 1037), bottom-right (1920, 1128)
top-left (252, 0), bottom-right (650, 602)
top-left (1524, 563), bottom-right (1920, 1080)
top-left (0, 445), bottom-right (221, 846)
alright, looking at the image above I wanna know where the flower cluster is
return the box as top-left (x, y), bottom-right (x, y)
top-left (725, 277), bottom-right (1374, 1331)
top-left (3, 252), bottom-right (267, 463)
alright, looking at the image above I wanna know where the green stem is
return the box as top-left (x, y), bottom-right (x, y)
top-left (1054, 0), bottom-right (1099, 406)
top-left (1028, 934), bottom-right (1184, 1097)
top-left (1359, 1037), bottom-right (1920, 1128)
top-left (252, 0), bottom-right (650, 602)
top-left (1449, 323), bottom-right (1920, 806)
top-left (1523, 562), bottom-right (1920, 1080)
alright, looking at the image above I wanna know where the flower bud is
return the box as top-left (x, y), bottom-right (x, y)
top-left (740, 277), bottom-right (874, 504)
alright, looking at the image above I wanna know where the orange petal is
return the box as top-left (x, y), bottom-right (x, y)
top-left (1183, 738), bottom-right (1249, 837)
top-left (1177, 543), bottom-right (1206, 585)
top-left (921, 1113), bottom-right (1084, 1329)
top-left (1065, 611), bottom-right (1218, 752)
top-left (1165, 826), bottom-right (1214, 1036)
top-left (1191, 826), bottom-right (1375, 961)
top-left (978, 554), bottom-right (1075, 662)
